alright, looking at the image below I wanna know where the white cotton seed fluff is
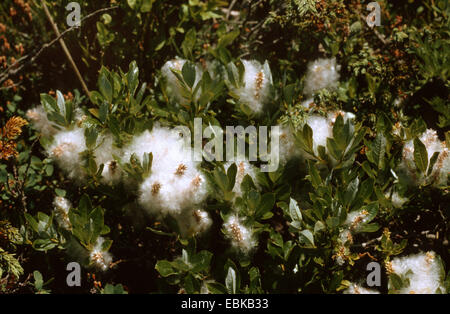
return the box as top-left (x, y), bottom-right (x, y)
top-left (90, 237), bottom-right (113, 272)
top-left (389, 191), bottom-right (409, 208)
top-left (272, 111), bottom-right (354, 165)
top-left (399, 129), bottom-right (449, 186)
top-left (47, 127), bottom-right (87, 182)
top-left (94, 134), bottom-right (122, 185)
top-left (338, 229), bottom-right (353, 245)
top-left (305, 114), bottom-right (332, 156)
top-left (139, 165), bottom-right (208, 216)
top-left (232, 60), bottom-right (272, 114)
top-left (300, 111), bottom-right (355, 162)
top-left (223, 215), bottom-right (257, 253)
top-left (300, 97), bottom-right (316, 111)
top-left (123, 125), bottom-right (191, 167)
top-left (390, 251), bottom-right (446, 294)
top-left (53, 196), bottom-right (72, 230)
top-left (303, 57), bottom-right (340, 96)
top-left (205, 59), bottom-right (226, 81)
top-left (392, 122), bottom-right (406, 140)
top-left (224, 160), bottom-right (259, 198)
top-left (343, 283), bottom-right (380, 294)
top-left (74, 108), bottom-right (89, 128)
top-left (327, 110), bottom-right (355, 124)
top-left (344, 208), bottom-right (371, 232)
top-left (26, 105), bottom-right (59, 137)
top-left (161, 58), bottom-right (203, 104)
top-left (100, 160), bottom-right (121, 185)
top-left (123, 126), bottom-right (208, 216)
top-left (335, 207), bottom-right (372, 264)
top-left (335, 218), bottom-right (361, 266)
top-left (175, 209), bottom-right (213, 238)
top-left (272, 126), bottom-right (301, 165)
top-left (334, 245), bottom-right (350, 266)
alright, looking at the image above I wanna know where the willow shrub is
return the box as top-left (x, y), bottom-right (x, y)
top-left (0, 0), bottom-right (449, 294)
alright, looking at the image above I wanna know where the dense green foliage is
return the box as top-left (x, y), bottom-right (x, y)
top-left (0, 0), bottom-right (449, 294)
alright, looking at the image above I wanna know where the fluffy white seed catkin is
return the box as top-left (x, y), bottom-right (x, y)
top-left (26, 105), bottom-right (59, 137)
top-left (327, 110), bottom-right (355, 124)
top-left (335, 192), bottom-right (377, 266)
top-left (123, 125), bottom-right (190, 168)
top-left (53, 196), bottom-right (72, 230)
top-left (345, 208), bottom-right (371, 232)
top-left (224, 160), bottom-right (259, 198)
top-left (223, 215), bottom-right (256, 253)
top-left (232, 60), bottom-right (272, 115)
top-left (303, 57), bottom-right (340, 96)
top-left (390, 251), bottom-right (446, 294)
top-left (205, 59), bottom-right (226, 81)
top-left (301, 111), bottom-right (355, 162)
top-left (123, 126), bottom-right (208, 216)
top-left (272, 126), bottom-right (301, 165)
top-left (161, 58), bottom-right (202, 105)
top-left (89, 237), bottom-right (112, 272)
top-left (388, 191), bottom-right (409, 208)
top-left (73, 108), bottom-right (91, 129)
top-left (399, 129), bottom-right (449, 186)
top-left (392, 121), bottom-right (406, 140)
top-left (138, 161), bottom-right (208, 216)
top-left (338, 229), bottom-right (353, 245)
top-left (304, 114), bottom-right (332, 156)
top-left (343, 283), bottom-right (380, 294)
top-left (175, 209), bottom-right (213, 238)
top-left (94, 134), bottom-right (122, 185)
top-left (335, 208), bottom-right (372, 266)
top-left (47, 127), bottom-right (87, 182)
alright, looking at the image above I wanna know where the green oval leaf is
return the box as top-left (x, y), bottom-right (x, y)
top-left (413, 138), bottom-right (428, 173)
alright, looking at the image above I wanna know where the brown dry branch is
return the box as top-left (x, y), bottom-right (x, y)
top-left (358, 13), bottom-right (391, 46)
top-left (0, 5), bottom-right (119, 92)
top-left (39, 0), bottom-right (90, 99)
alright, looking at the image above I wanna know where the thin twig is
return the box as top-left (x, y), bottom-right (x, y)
top-left (354, 236), bottom-right (382, 248)
top-left (246, 19), bottom-right (265, 39)
top-left (40, 0), bottom-right (90, 98)
top-left (358, 13), bottom-right (390, 45)
top-left (0, 82), bottom-right (22, 91)
top-left (226, 0), bottom-right (238, 20)
top-left (17, 138), bottom-right (40, 212)
top-left (242, 0), bottom-right (256, 31)
top-left (0, 5), bottom-right (119, 89)
top-left (4, 172), bottom-right (16, 198)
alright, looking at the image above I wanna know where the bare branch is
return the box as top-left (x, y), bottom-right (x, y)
top-left (358, 13), bottom-right (390, 46)
top-left (40, 0), bottom-right (90, 98)
top-left (225, 0), bottom-right (238, 20)
top-left (0, 5), bottom-right (119, 89)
